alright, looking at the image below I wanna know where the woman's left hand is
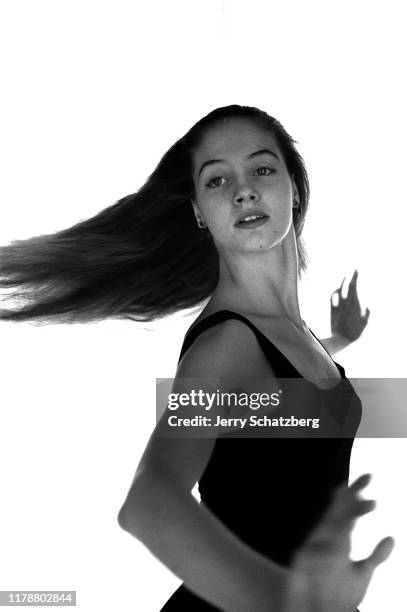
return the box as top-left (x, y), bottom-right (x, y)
top-left (284, 473), bottom-right (395, 612)
top-left (330, 270), bottom-right (370, 343)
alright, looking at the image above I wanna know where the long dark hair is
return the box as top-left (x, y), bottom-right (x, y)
top-left (0, 105), bottom-right (310, 324)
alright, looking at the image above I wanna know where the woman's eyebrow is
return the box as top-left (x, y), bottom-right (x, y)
top-left (198, 148), bottom-right (280, 177)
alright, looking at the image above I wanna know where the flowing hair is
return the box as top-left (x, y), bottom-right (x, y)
top-left (0, 105), bottom-right (310, 324)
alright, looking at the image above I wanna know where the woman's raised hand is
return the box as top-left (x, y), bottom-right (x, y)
top-left (331, 270), bottom-right (370, 342)
top-left (284, 474), bottom-right (395, 612)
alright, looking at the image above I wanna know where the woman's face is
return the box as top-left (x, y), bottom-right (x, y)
top-left (191, 118), bottom-right (299, 253)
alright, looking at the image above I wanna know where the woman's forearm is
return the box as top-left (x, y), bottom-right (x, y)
top-left (118, 469), bottom-right (288, 612)
top-left (320, 334), bottom-right (351, 355)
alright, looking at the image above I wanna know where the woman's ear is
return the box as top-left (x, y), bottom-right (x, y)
top-left (190, 198), bottom-right (200, 221)
top-left (190, 198), bottom-right (207, 230)
top-left (291, 176), bottom-right (300, 208)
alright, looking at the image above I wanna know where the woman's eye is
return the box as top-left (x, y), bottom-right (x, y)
top-left (206, 176), bottom-right (227, 188)
top-left (206, 167), bottom-right (275, 189)
top-left (255, 167), bottom-right (275, 176)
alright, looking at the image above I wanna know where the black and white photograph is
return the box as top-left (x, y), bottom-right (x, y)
top-left (0, 1), bottom-right (405, 610)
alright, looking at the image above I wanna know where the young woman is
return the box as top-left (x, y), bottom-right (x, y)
top-left (0, 105), bottom-right (394, 611)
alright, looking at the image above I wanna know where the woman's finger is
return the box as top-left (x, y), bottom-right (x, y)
top-left (355, 536), bottom-right (396, 576)
top-left (337, 277), bottom-right (346, 296)
top-left (323, 497), bottom-right (376, 537)
top-left (349, 473), bottom-right (372, 491)
top-left (347, 499), bottom-right (377, 522)
top-left (302, 475), bottom-right (375, 545)
top-left (307, 493), bottom-right (373, 548)
top-left (324, 475), bottom-right (375, 519)
top-left (347, 270), bottom-right (358, 294)
top-left (331, 474), bottom-right (371, 507)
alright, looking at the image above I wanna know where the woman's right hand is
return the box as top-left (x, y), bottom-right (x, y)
top-left (283, 474), bottom-right (395, 612)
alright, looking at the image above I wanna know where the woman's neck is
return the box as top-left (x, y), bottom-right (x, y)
top-left (211, 225), bottom-right (304, 329)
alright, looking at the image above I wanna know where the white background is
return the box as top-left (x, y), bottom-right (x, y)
top-left (0, 1), bottom-right (406, 610)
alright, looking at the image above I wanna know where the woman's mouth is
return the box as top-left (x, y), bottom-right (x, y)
top-left (235, 214), bottom-right (269, 229)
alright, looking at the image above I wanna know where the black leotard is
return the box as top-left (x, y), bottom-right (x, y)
top-left (160, 310), bottom-right (362, 611)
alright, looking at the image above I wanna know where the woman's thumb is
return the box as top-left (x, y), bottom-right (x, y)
top-left (355, 536), bottom-right (395, 577)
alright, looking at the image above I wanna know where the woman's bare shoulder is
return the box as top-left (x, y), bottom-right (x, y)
top-left (176, 317), bottom-right (274, 381)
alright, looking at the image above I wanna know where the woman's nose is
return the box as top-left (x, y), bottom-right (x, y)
top-left (234, 183), bottom-right (259, 205)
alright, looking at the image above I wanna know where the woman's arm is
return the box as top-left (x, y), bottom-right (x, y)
top-left (318, 333), bottom-right (352, 355)
top-left (118, 458), bottom-right (287, 612)
top-left (118, 320), bottom-right (289, 612)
